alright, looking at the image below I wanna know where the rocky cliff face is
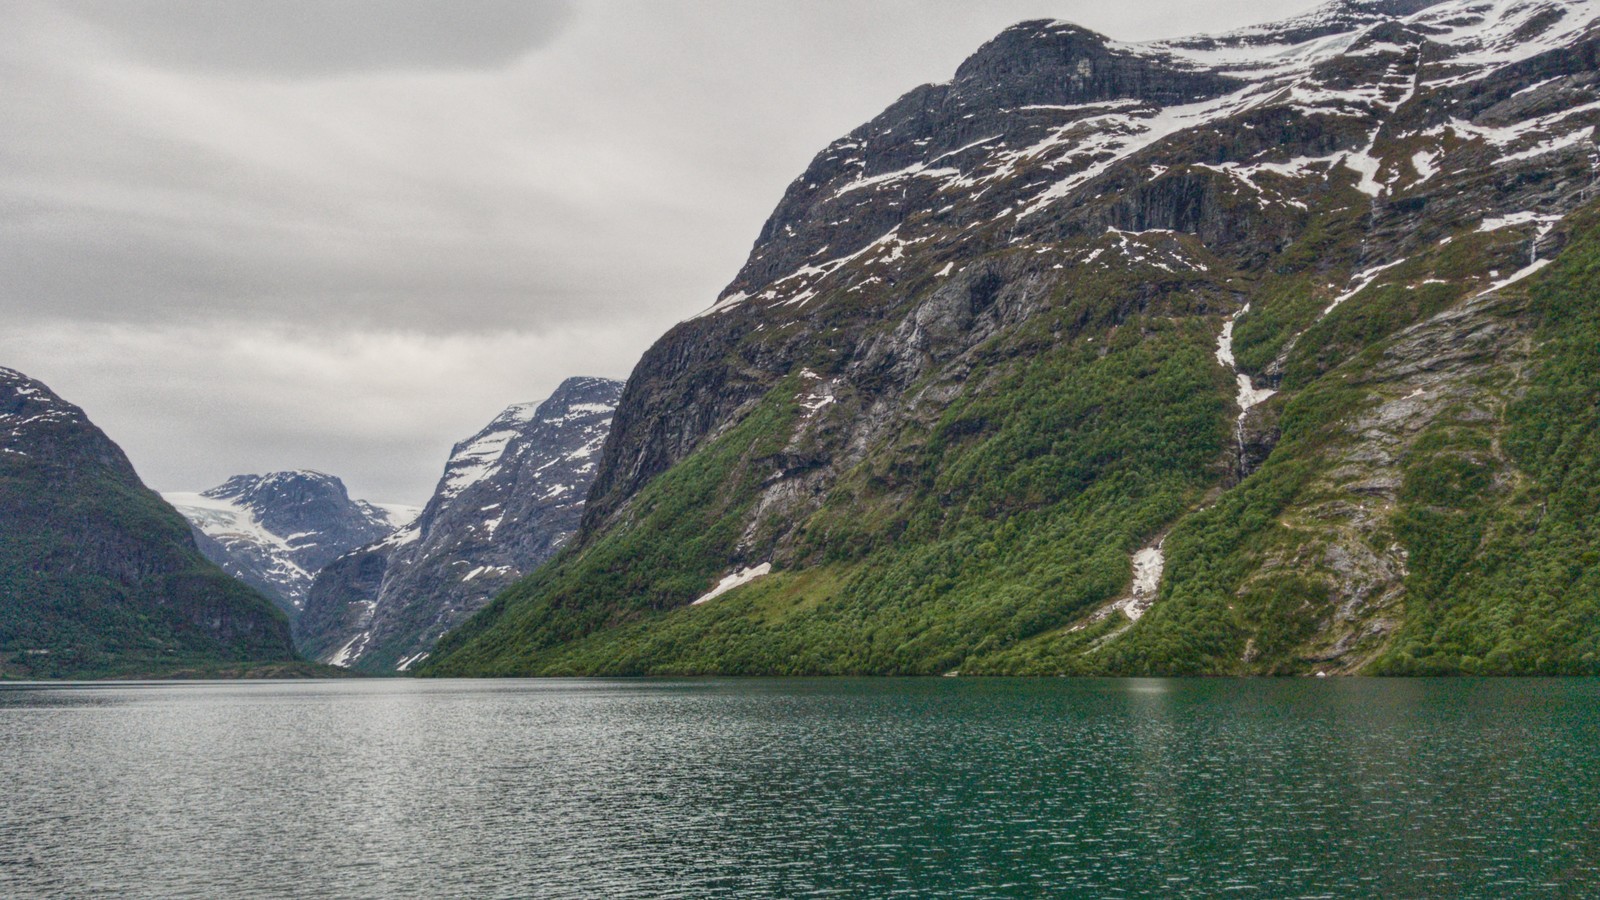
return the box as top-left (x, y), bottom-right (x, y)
top-left (165, 471), bottom-right (413, 617)
top-left (298, 376), bottom-right (622, 672)
top-left (0, 367), bottom-right (297, 677)
top-left (430, 0), bottom-right (1600, 677)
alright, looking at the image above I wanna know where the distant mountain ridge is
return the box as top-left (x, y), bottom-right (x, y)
top-left (0, 367), bottom-right (297, 678)
top-left (165, 471), bottom-right (414, 617)
top-left (298, 376), bottom-right (622, 672)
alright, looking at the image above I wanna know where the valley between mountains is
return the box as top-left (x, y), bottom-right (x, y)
top-left (166, 377), bottom-right (622, 674)
top-left (6, 0), bottom-right (1600, 678)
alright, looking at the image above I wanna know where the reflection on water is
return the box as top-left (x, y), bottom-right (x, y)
top-left (1, 678), bottom-right (1597, 898)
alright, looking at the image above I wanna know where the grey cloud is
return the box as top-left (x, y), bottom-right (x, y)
top-left (0, 194), bottom-right (702, 333)
top-left (57, 0), bottom-right (574, 76)
top-left (1, 0), bottom-right (1314, 504)
top-left (1, 318), bottom-right (668, 503)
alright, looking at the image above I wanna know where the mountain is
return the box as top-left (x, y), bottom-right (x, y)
top-left (297, 376), bottom-right (623, 672)
top-left (424, 0), bottom-right (1600, 678)
top-left (0, 367), bottom-right (299, 678)
top-left (164, 472), bottom-right (414, 618)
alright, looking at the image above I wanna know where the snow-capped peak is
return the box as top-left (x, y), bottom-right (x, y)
top-left (165, 470), bottom-right (406, 614)
top-left (300, 376), bottom-right (625, 672)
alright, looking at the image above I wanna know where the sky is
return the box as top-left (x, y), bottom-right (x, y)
top-left (0, 0), bottom-right (1317, 505)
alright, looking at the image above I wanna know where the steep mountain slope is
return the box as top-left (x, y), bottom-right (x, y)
top-left (0, 367), bottom-right (298, 678)
top-left (165, 472), bottom-right (413, 617)
top-left (427, 0), bottom-right (1600, 677)
top-left (298, 377), bottom-right (622, 672)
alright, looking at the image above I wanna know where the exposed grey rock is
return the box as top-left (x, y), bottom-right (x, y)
top-left (298, 376), bottom-right (622, 671)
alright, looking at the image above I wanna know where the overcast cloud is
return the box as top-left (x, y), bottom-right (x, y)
top-left (0, 0), bottom-right (1315, 504)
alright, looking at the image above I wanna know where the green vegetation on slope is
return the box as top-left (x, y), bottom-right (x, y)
top-left (426, 381), bottom-right (804, 674)
top-left (425, 289), bottom-right (1233, 676)
top-left (0, 448), bottom-right (297, 680)
top-left (426, 208), bottom-right (1600, 679)
top-left (984, 214), bottom-right (1600, 677)
top-left (1370, 213), bottom-right (1600, 675)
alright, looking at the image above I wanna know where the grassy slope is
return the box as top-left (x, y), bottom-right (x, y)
top-left (427, 386), bottom-right (804, 674)
top-left (1370, 211), bottom-right (1600, 674)
top-left (426, 263), bottom-right (1234, 675)
top-left (985, 210), bottom-right (1600, 676)
top-left (426, 201), bottom-right (1600, 678)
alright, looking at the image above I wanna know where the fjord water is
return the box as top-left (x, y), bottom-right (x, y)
top-left (2, 679), bottom-right (1596, 898)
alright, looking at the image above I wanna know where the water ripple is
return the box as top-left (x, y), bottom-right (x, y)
top-left (1, 678), bottom-right (1596, 898)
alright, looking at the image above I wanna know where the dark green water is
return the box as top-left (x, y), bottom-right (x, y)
top-left (1, 678), bottom-right (1597, 898)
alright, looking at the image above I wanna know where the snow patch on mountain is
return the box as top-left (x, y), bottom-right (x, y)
top-left (165, 470), bottom-right (402, 615)
top-left (693, 564), bottom-right (773, 605)
top-left (164, 491), bottom-right (313, 582)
